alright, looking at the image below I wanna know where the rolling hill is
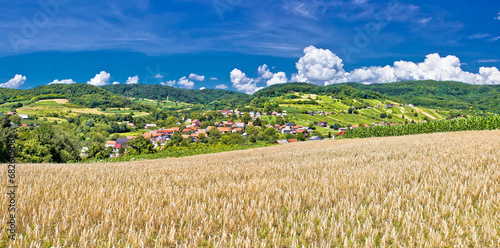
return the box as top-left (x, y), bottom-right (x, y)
top-left (102, 84), bottom-right (251, 105)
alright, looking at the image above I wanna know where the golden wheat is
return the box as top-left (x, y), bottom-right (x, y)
top-left (1, 130), bottom-right (500, 247)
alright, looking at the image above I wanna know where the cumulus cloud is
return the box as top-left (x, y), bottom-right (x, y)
top-left (216, 84), bottom-right (228, 89)
top-left (210, 77), bottom-right (219, 81)
top-left (496, 12), bottom-right (500, 20)
top-left (230, 69), bottom-right (263, 94)
top-left (153, 74), bottom-right (163, 79)
top-left (266, 72), bottom-right (288, 86)
top-left (48, 79), bottom-right (76, 85)
top-left (199, 87), bottom-right (206, 90)
top-left (112, 81), bottom-right (120, 85)
top-left (345, 53), bottom-right (500, 85)
top-left (125, 75), bottom-right (139, 85)
top-left (177, 76), bottom-right (195, 89)
top-left (0, 74), bottom-right (26, 89)
top-left (188, 73), bottom-right (205, 81)
top-left (258, 64), bottom-right (274, 79)
top-left (291, 46), bottom-right (500, 85)
top-left (87, 71), bottom-right (111, 86)
top-left (291, 46), bottom-right (347, 85)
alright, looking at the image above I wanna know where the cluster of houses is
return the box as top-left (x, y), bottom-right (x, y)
top-left (0, 111), bottom-right (29, 120)
top-left (219, 110), bottom-right (287, 118)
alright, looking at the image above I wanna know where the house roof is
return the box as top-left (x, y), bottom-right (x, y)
top-left (116, 138), bottom-right (131, 144)
top-left (106, 141), bottom-right (116, 145)
top-left (287, 139), bottom-right (298, 143)
top-left (217, 127), bottom-right (232, 132)
top-left (113, 144), bottom-right (123, 148)
top-left (275, 140), bottom-right (289, 144)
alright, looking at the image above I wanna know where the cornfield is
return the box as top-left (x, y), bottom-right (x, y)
top-left (1, 130), bottom-right (500, 247)
top-left (343, 115), bottom-right (500, 139)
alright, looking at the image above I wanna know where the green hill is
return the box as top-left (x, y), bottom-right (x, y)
top-left (0, 83), bottom-right (131, 109)
top-left (344, 80), bottom-right (500, 113)
top-left (102, 84), bottom-right (250, 105)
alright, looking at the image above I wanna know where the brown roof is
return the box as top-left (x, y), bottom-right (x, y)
top-left (106, 141), bottom-right (116, 145)
top-left (287, 139), bottom-right (298, 143)
top-left (217, 127), bottom-right (232, 132)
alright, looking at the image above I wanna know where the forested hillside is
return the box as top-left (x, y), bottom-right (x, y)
top-left (102, 84), bottom-right (250, 105)
top-left (345, 80), bottom-right (500, 112)
top-left (0, 84), bottom-right (131, 109)
top-left (253, 83), bottom-right (384, 100)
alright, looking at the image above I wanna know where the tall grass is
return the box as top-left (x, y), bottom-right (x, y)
top-left (343, 115), bottom-right (500, 139)
top-left (1, 131), bottom-right (499, 246)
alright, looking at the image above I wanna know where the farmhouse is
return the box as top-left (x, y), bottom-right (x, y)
top-left (317, 121), bottom-right (328, 127)
top-left (275, 140), bottom-right (289, 144)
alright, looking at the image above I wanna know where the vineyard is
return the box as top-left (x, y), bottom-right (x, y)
top-left (1, 130), bottom-right (500, 247)
top-left (343, 115), bottom-right (500, 139)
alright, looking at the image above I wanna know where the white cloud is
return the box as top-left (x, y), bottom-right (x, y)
top-left (490, 36), bottom-right (500, 42)
top-left (210, 77), bottom-right (219, 81)
top-left (344, 53), bottom-right (500, 85)
top-left (216, 84), bottom-right (228, 89)
top-left (0, 74), bottom-right (26, 89)
top-left (112, 81), bottom-right (120, 85)
top-left (496, 12), bottom-right (500, 20)
top-left (87, 71), bottom-right (111, 86)
top-left (476, 59), bottom-right (500, 63)
top-left (177, 76), bottom-right (195, 89)
top-left (199, 87), bottom-right (206, 90)
top-left (48, 79), bottom-right (76, 85)
top-left (188, 73), bottom-right (205, 81)
top-left (230, 68), bottom-right (263, 94)
top-left (125, 75), bottom-right (139, 85)
top-left (153, 74), bottom-right (163, 79)
top-left (291, 46), bottom-right (500, 85)
top-left (258, 64), bottom-right (274, 79)
top-left (266, 71), bottom-right (288, 86)
top-left (467, 33), bottom-right (491, 40)
top-left (418, 17), bottom-right (433, 25)
top-left (161, 80), bottom-right (176, 87)
top-left (291, 45), bottom-right (347, 85)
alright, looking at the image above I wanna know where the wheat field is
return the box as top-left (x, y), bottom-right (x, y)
top-left (2, 131), bottom-right (500, 247)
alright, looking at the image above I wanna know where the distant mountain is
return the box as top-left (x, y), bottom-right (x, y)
top-left (102, 84), bottom-right (250, 105)
top-left (0, 83), bottom-right (130, 108)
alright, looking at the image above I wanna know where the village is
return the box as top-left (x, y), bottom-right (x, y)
top-left (91, 107), bottom-right (422, 158)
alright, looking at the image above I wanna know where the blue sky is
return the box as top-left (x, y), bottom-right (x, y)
top-left (0, 0), bottom-right (499, 92)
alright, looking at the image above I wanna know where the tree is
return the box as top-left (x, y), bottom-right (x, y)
top-left (380, 113), bottom-right (387, 118)
top-left (0, 115), bottom-right (17, 162)
top-left (297, 132), bottom-right (306, 141)
top-left (208, 128), bottom-right (221, 144)
top-left (10, 115), bottom-right (22, 126)
top-left (241, 112), bottom-right (252, 123)
top-left (333, 123), bottom-right (339, 130)
top-left (87, 143), bottom-right (110, 160)
top-left (253, 118), bottom-right (262, 127)
top-left (128, 136), bottom-right (155, 154)
top-left (197, 133), bottom-right (208, 144)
